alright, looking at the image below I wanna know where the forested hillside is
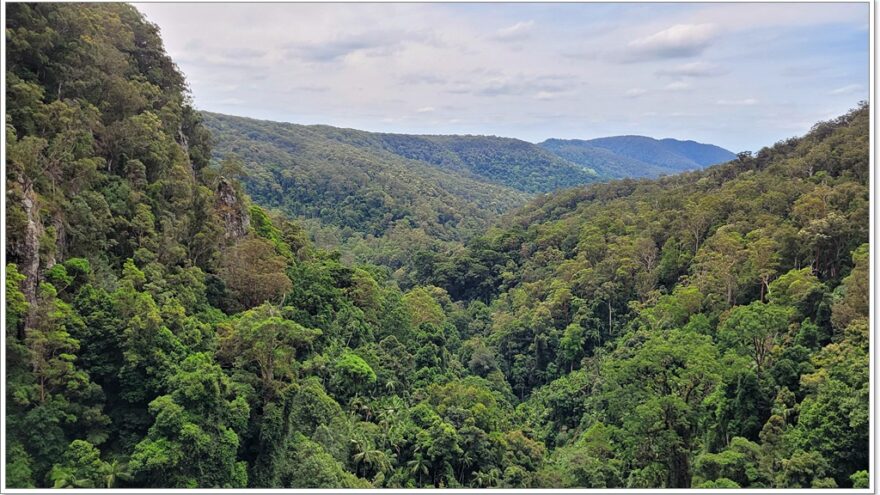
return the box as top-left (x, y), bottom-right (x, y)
top-left (202, 112), bottom-right (531, 240)
top-left (203, 112), bottom-right (544, 283)
top-left (417, 103), bottom-right (869, 487)
top-left (541, 135), bottom-right (736, 179)
top-left (206, 113), bottom-right (597, 197)
top-left (203, 115), bottom-right (734, 283)
top-left (4, 2), bottom-right (870, 490)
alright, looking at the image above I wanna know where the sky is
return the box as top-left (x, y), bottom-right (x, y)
top-left (135, 2), bottom-right (869, 152)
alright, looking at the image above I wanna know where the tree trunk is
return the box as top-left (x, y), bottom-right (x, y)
top-left (607, 300), bottom-right (613, 335)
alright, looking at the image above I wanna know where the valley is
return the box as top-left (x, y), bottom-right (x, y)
top-left (203, 111), bottom-right (736, 283)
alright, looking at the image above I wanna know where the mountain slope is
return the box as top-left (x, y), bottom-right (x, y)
top-left (203, 112), bottom-right (529, 243)
top-left (658, 137), bottom-right (738, 166)
top-left (5, 4), bottom-right (579, 489)
top-left (540, 135), bottom-right (736, 179)
top-left (267, 123), bottom-right (599, 194)
top-left (203, 112), bottom-right (603, 283)
top-left (418, 103), bottom-right (868, 487)
top-left (410, 134), bottom-right (599, 193)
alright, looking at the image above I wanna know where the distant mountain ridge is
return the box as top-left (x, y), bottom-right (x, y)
top-left (202, 112), bottom-right (531, 243)
top-left (540, 135), bottom-right (736, 179)
top-left (203, 111), bottom-right (604, 283)
top-left (203, 112), bottom-right (736, 247)
top-left (270, 122), bottom-right (600, 194)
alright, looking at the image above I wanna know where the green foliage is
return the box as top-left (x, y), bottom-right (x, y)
top-left (219, 303), bottom-right (321, 397)
top-left (130, 354), bottom-right (249, 488)
top-left (850, 470), bottom-right (869, 488)
top-left (717, 301), bottom-right (791, 371)
top-left (6, 443), bottom-right (36, 488)
top-left (49, 440), bottom-right (105, 488)
top-left (692, 437), bottom-right (764, 487)
top-left (203, 112), bottom-right (537, 284)
top-left (6, 264), bottom-right (29, 333)
top-left (217, 236), bottom-right (292, 310)
top-left (597, 328), bottom-right (722, 487)
top-left (3, 2), bottom-right (868, 489)
top-left (539, 422), bottom-right (623, 487)
top-left (331, 352), bottom-right (377, 398)
top-left (831, 243), bottom-right (869, 331)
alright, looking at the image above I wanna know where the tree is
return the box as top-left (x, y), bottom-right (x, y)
top-left (550, 422), bottom-right (623, 487)
top-left (48, 440), bottom-right (107, 488)
top-left (850, 471), bottom-right (869, 489)
top-left (598, 328), bottom-right (721, 487)
top-left (219, 303), bottom-right (321, 398)
top-left (717, 301), bottom-right (790, 372)
top-left (559, 323), bottom-right (587, 371)
top-left (330, 351), bottom-right (377, 398)
top-left (767, 267), bottom-right (825, 319)
top-left (351, 439), bottom-right (392, 478)
top-left (830, 243), bottom-right (868, 331)
top-left (745, 230), bottom-right (779, 302)
top-left (100, 459), bottom-right (133, 488)
top-left (777, 450), bottom-right (830, 488)
top-left (407, 454), bottom-right (430, 486)
top-left (402, 286), bottom-right (446, 328)
top-left (692, 227), bottom-right (750, 308)
top-left (26, 283), bottom-right (85, 404)
top-left (130, 353), bottom-right (249, 488)
top-left (792, 320), bottom-right (868, 485)
top-left (692, 437), bottom-right (765, 487)
top-left (217, 236), bottom-right (292, 309)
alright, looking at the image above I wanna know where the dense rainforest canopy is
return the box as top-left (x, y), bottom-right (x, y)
top-left (4, 3), bottom-right (870, 490)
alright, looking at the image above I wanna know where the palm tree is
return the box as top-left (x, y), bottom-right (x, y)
top-left (351, 438), bottom-right (367, 474)
top-left (471, 468), bottom-right (501, 488)
top-left (49, 466), bottom-right (92, 488)
top-left (384, 379), bottom-right (397, 393)
top-left (407, 454), bottom-right (430, 486)
top-left (458, 450), bottom-right (475, 485)
top-left (100, 459), bottom-right (132, 488)
top-left (376, 402), bottom-right (404, 454)
top-left (349, 396), bottom-right (373, 422)
top-left (351, 440), bottom-right (391, 478)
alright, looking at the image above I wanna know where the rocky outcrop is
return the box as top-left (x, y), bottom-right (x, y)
top-left (20, 181), bottom-right (42, 308)
top-left (215, 177), bottom-right (250, 242)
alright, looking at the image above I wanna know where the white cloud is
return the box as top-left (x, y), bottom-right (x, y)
top-left (626, 23), bottom-right (717, 61)
top-left (830, 84), bottom-right (863, 95)
top-left (664, 81), bottom-right (692, 91)
top-left (657, 61), bottom-right (726, 78)
top-left (492, 21), bottom-right (535, 42)
top-left (284, 29), bottom-right (435, 62)
top-left (416, 106), bottom-right (436, 113)
top-left (689, 3), bottom-right (866, 31)
top-left (534, 91), bottom-right (563, 100)
top-left (626, 88), bottom-right (647, 97)
top-left (134, 3), bottom-right (868, 152)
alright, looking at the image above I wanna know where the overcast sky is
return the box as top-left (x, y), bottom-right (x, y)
top-left (135, 2), bottom-right (868, 152)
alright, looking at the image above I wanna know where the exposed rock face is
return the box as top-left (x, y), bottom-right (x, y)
top-left (50, 214), bottom-right (65, 269)
top-left (20, 181), bottom-right (42, 307)
top-left (215, 177), bottom-right (250, 241)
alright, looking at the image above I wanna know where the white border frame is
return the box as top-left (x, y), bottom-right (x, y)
top-left (0, 0), bottom-right (874, 493)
